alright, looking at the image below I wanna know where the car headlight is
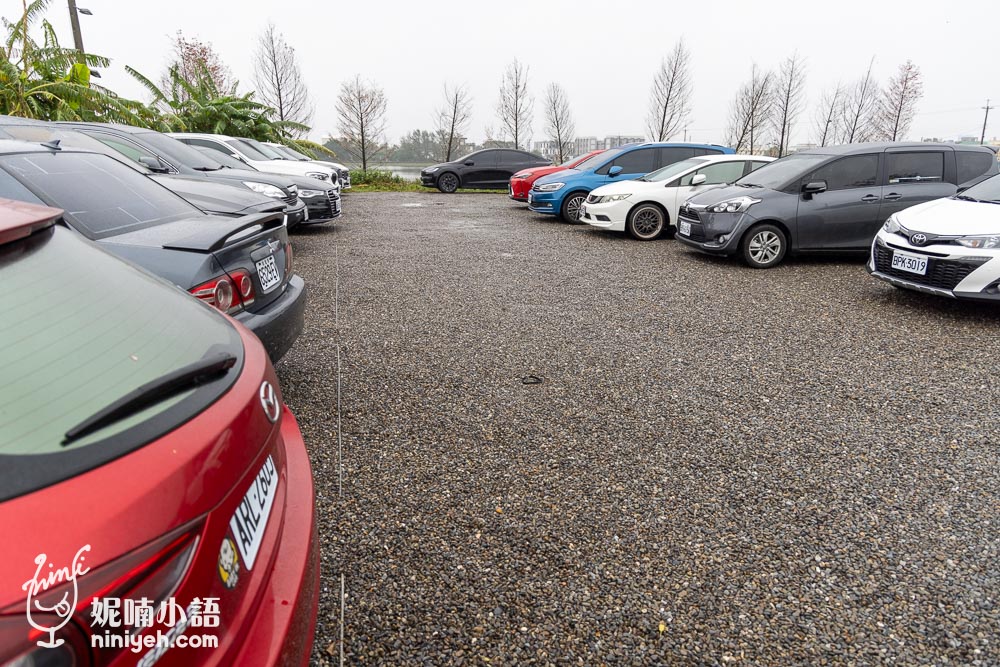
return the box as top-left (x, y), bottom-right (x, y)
top-left (306, 171), bottom-right (330, 181)
top-left (956, 235), bottom-right (1000, 249)
top-left (299, 189), bottom-right (324, 198)
top-left (513, 173), bottom-right (529, 179)
top-left (706, 196), bottom-right (760, 213)
top-left (242, 181), bottom-right (285, 199)
top-left (882, 215), bottom-right (902, 234)
top-left (593, 193), bottom-right (631, 204)
top-left (425, 166), bottom-right (439, 173)
top-left (534, 182), bottom-right (565, 192)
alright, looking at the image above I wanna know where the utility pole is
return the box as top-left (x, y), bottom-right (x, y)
top-left (982, 99), bottom-right (994, 145)
top-left (67, 0), bottom-right (85, 53)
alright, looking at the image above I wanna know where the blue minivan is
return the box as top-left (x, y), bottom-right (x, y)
top-left (529, 142), bottom-right (734, 222)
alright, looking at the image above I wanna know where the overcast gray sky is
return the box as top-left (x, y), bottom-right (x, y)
top-left (23, 0), bottom-right (1000, 147)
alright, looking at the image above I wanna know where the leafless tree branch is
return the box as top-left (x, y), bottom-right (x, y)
top-left (335, 74), bottom-right (388, 172)
top-left (646, 40), bottom-right (693, 142)
top-left (543, 83), bottom-right (575, 163)
top-left (497, 59), bottom-right (533, 149)
top-left (841, 57), bottom-right (879, 143)
top-left (725, 65), bottom-right (773, 154)
top-left (252, 23), bottom-right (314, 133)
top-left (876, 60), bottom-right (923, 141)
top-left (771, 53), bottom-right (806, 157)
top-left (435, 83), bottom-right (472, 162)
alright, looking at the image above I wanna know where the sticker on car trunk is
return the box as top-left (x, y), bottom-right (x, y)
top-left (229, 455), bottom-right (278, 570)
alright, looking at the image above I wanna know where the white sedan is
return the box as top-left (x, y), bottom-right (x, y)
top-left (868, 172), bottom-right (1000, 301)
top-left (580, 154), bottom-right (774, 240)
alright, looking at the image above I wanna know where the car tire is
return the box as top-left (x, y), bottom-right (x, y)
top-left (437, 172), bottom-right (459, 193)
top-left (740, 224), bottom-right (787, 269)
top-left (560, 192), bottom-right (587, 223)
top-left (626, 204), bottom-right (667, 241)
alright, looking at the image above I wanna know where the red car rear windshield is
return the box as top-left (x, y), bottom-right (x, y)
top-left (0, 225), bottom-right (243, 501)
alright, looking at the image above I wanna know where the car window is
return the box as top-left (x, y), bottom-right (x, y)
top-left (85, 133), bottom-right (163, 168)
top-left (603, 148), bottom-right (656, 175)
top-left (737, 153), bottom-right (828, 189)
top-left (0, 225), bottom-right (243, 500)
top-left (179, 137), bottom-right (226, 153)
top-left (644, 158), bottom-right (707, 183)
top-left (660, 147), bottom-right (697, 166)
top-left (498, 150), bottom-right (519, 166)
top-left (962, 173), bottom-right (1000, 201)
top-left (197, 146), bottom-right (256, 171)
top-left (804, 154), bottom-right (879, 190)
top-left (957, 151), bottom-right (996, 186)
top-left (578, 148), bottom-right (623, 173)
top-left (886, 152), bottom-right (944, 185)
top-left (680, 161), bottom-right (746, 186)
top-left (0, 169), bottom-right (45, 203)
top-left (467, 151), bottom-right (497, 166)
top-left (0, 152), bottom-right (198, 239)
top-left (750, 161), bottom-right (769, 171)
top-left (226, 139), bottom-right (271, 161)
top-left (138, 132), bottom-right (223, 171)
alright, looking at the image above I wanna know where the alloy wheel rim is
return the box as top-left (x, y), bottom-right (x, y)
top-left (633, 208), bottom-right (662, 237)
top-left (749, 231), bottom-right (781, 263)
top-left (566, 196), bottom-right (583, 220)
top-left (441, 174), bottom-right (457, 191)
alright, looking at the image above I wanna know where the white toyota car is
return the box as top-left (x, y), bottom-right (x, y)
top-left (580, 154), bottom-right (773, 240)
top-left (868, 172), bottom-right (1000, 301)
top-left (169, 132), bottom-right (339, 186)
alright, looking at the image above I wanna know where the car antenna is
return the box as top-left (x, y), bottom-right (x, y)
top-left (41, 139), bottom-right (62, 151)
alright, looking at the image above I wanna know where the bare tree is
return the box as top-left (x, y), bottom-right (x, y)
top-left (335, 75), bottom-right (388, 172)
top-left (646, 40), bottom-right (693, 141)
top-left (771, 53), bottom-right (806, 156)
top-left (496, 59), bottom-right (533, 149)
top-left (725, 65), bottom-right (773, 154)
top-left (876, 60), bottom-right (923, 141)
top-left (435, 83), bottom-right (473, 162)
top-left (840, 58), bottom-right (879, 143)
top-left (252, 23), bottom-right (313, 132)
top-left (814, 83), bottom-right (844, 146)
top-left (161, 31), bottom-right (232, 97)
top-left (543, 83), bottom-right (575, 163)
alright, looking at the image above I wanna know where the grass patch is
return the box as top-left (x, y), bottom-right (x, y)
top-left (347, 169), bottom-right (500, 194)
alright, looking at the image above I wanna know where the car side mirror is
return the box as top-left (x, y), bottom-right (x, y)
top-left (608, 165), bottom-right (623, 177)
top-left (464, 161), bottom-right (474, 166)
top-left (802, 180), bottom-right (827, 197)
top-left (138, 156), bottom-right (169, 173)
top-left (690, 173), bottom-right (707, 186)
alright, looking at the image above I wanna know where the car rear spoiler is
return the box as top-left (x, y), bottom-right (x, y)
top-left (161, 212), bottom-right (284, 252)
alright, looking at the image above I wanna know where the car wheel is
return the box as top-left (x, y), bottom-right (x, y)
top-left (741, 224), bottom-right (787, 269)
top-left (437, 172), bottom-right (459, 193)
top-left (626, 204), bottom-right (666, 241)
top-left (559, 192), bottom-right (586, 223)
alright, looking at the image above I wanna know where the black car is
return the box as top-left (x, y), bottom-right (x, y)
top-left (676, 142), bottom-right (999, 268)
top-left (0, 141), bottom-right (306, 362)
top-left (421, 149), bottom-right (551, 193)
top-left (193, 146), bottom-right (342, 224)
top-left (52, 120), bottom-right (310, 227)
top-left (0, 120), bottom-right (290, 220)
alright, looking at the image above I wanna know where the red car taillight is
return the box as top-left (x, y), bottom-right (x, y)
top-left (285, 242), bottom-right (293, 275)
top-left (0, 529), bottom-right (198, 667)
top-left (190, 269), bottom-right (255, 313)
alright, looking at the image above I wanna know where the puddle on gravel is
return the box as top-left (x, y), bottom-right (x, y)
top-left (399, 202), bottom-right (425, 208)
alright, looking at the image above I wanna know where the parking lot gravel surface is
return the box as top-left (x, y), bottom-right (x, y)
top-left (277, 192), bottom-right (999, 666)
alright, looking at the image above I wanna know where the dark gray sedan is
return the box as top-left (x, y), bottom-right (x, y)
top-left (0, 141), bottom-right (306, 362)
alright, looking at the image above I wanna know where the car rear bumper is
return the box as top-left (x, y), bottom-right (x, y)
top-left (232, 407), bottom-right (320, 667)
top-left (234, 274), bottom-right (306, 362)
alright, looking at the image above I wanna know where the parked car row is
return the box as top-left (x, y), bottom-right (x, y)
top-left (506, 140), bottom-right (1000, 301)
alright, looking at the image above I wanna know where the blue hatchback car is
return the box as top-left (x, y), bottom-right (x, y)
top-left (529, 142), bottom-right (734, 222)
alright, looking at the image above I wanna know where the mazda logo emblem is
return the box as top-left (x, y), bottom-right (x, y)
top-left (910, 233), bottom-right (928, 246)
top-left (259, 381), bottom-right (280, 424)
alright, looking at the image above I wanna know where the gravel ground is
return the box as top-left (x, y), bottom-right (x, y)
top-left (277, 192), bottom-right (1000, 666)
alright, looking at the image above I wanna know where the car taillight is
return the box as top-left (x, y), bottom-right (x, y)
top-left (190, 269), bottom-right (254, 313)
top-left (0, 529), bottom-right (198, 667)
top-left (285, 243), bottom-right (293, 275)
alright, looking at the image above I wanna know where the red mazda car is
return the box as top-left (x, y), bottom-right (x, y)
top-left (508, 150), bottom-right (605, 203)
top-left (0, 199), bottom-right (319, 666)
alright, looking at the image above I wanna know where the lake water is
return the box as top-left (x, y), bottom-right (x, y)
top-left (347, 165), bottom-right (427, 181)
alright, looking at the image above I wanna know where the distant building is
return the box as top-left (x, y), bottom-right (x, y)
top-left (603, 135), bottom-right (646, 149)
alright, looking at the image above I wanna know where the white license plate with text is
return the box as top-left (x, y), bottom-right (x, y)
top-left (229, 455), bottom-right (278, 570)
top-left (256, 254), bottom-right (281, 292)
top-left (679, 220), bottom-right (692, 236)
top-left (891, 249), bottom-right (928, 275)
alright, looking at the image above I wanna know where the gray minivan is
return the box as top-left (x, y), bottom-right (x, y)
top-left (676, 142), bottom-right (999, 268)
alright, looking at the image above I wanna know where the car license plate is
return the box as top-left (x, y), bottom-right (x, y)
top-left (891, 249), bottom-right (928, 275)
top-left (256, 254), bottom-right (281, 292)
top-left (580, 204), bottom-right (588, 216)
top-left (679, 220), bottom-right (692, 236)
top-left (229, 455), bottom-right (278, 570)
top-left (528, 194), bottom-right (533, 205)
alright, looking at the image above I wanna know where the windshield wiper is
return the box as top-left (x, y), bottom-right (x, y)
top-left (193, 166), bottom-right (222, 172)
top-left (955, 194), bottom-right (981, 202)
top-left (738, 183), bottom-right (762, 188)
top-left (61, 353), bottom-right (237, 446)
